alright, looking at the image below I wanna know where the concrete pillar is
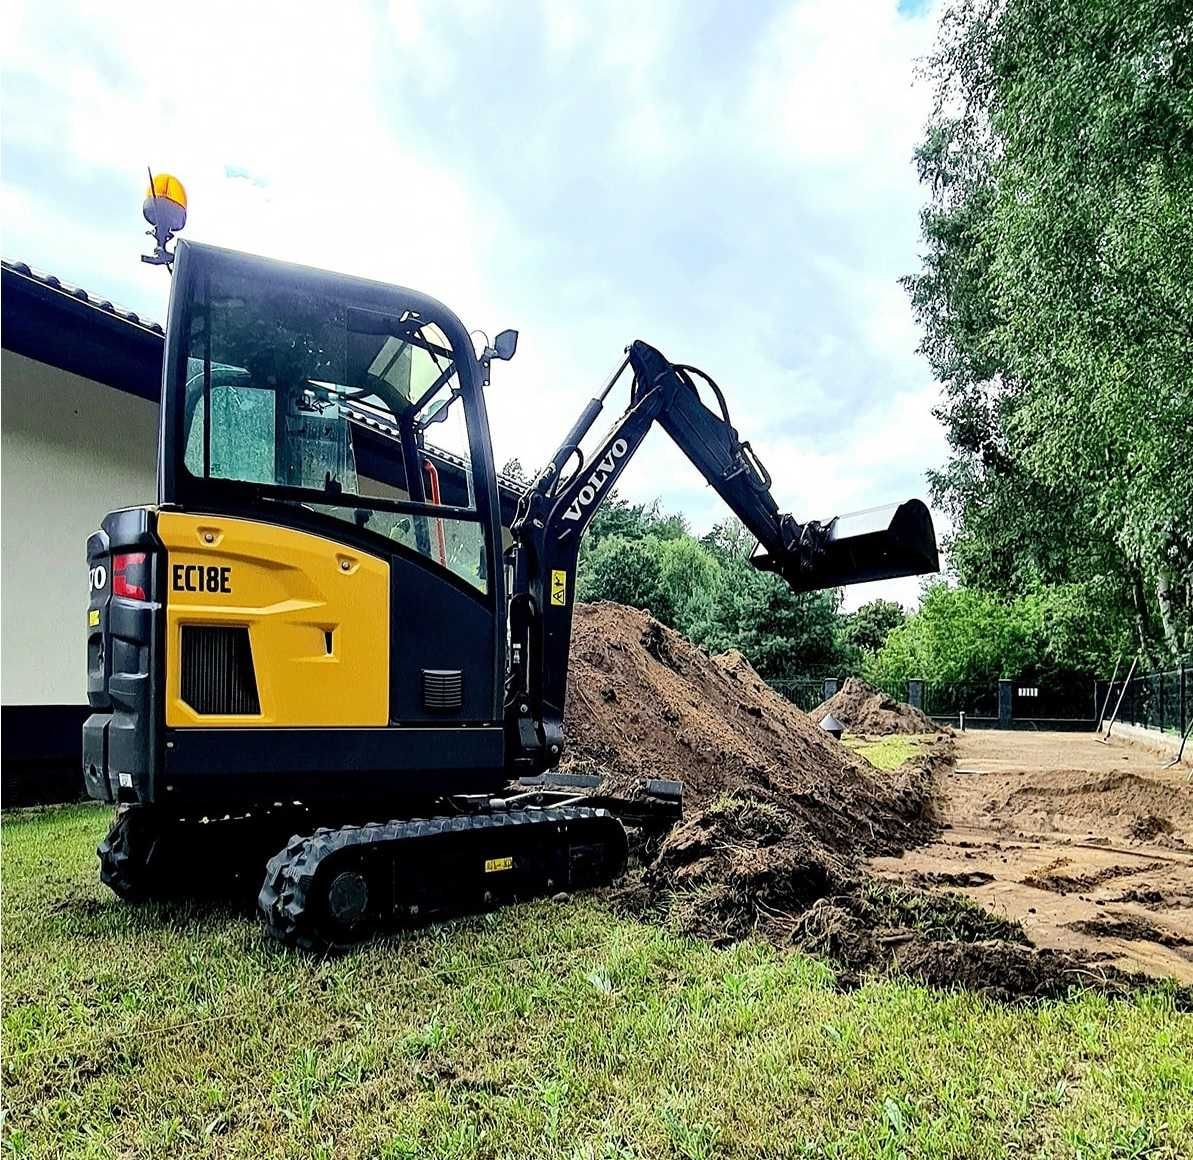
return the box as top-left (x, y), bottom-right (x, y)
top-left (906, 679), bottom-right (924, 711)
top-left (999, 679), bottom-right (1013, 729)
top-left (821, 678), bottom-right (838, 701)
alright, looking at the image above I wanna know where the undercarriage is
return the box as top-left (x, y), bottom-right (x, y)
top-left (97, 775), bottom-right (681, 949)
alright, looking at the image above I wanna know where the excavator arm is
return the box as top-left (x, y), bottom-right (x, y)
top-left (505, 340), bottom-right (939, 773)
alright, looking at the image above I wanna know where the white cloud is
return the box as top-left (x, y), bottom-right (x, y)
top-left (749, 0), bottom-right (939, 178)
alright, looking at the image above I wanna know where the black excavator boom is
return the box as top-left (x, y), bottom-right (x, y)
top-left (503, 339), bottom-right (939, 777)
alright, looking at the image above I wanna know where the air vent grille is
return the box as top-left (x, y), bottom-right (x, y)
top-left (422, 669), bottom-right (463, 712)
top-left (181, 625), bottom-right (260, 715)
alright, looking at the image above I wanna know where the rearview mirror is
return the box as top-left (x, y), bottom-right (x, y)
top-left (494, 329), bottom-right (518, 360)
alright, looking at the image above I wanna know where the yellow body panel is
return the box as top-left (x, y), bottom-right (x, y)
top-left (157, 513), bottom-right (390, 727)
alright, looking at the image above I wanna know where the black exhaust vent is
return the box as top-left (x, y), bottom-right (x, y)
top-left (422, 669), bottom-right (463, 712)
top-left (181, 626), bottom-right (260, 715)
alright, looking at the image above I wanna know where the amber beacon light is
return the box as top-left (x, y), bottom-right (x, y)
top-left (142, 170), bottom-right (187, 267)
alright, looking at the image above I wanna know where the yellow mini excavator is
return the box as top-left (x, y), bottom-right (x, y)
top-left (84, 176), bottom-right (938, 947)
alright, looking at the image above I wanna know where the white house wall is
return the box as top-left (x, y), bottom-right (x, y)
top-left (2, 350), bottom-right (157, 705)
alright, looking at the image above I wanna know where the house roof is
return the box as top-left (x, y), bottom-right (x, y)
top-left (2, 258), bottom-right (165, 334)
top-left (2, 258), bottom-right (166, 400)
top-left (1, 258), bottom-right (528, 519)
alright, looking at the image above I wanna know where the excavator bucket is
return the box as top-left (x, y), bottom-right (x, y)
top-left (752, 498), bottom-right (939, 593)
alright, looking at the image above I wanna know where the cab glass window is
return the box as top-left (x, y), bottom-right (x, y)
top-left (181, 266), bottom-right (486, 592)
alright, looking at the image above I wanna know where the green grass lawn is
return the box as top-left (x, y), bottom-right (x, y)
top-left (843, 734), bottom-right (933, 771)
top-left (3, 805), bottom-right (1190, 1159)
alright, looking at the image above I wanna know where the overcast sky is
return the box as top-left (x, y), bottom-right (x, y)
top-left (2, 0), bottom-right (948, 610)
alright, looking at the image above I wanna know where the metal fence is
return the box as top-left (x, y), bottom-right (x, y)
top-left (1096, 665), bottom-right (1191, 737)
top-left (924, 681), bottom-right (998, 723)
top-left (769, 664), bottom-right (1190, 735)
top-left (772, 672), bottom-right (1106, 730)
top-left (769, 678), bottom-right (833, 713)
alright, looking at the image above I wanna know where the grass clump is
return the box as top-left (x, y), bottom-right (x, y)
top-left (3, 804), bottom-right (1191, 1159)
top-left (844, 734), bottom-right (930, 770)
top-left (853, 881), bottom-right (1030, 945)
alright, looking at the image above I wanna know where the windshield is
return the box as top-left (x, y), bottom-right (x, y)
top-left (181, 265), bottom-right (486, 591)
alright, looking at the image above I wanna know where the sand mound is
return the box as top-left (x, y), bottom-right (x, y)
top-left (1000, 771), bottom-right (1193, 843)
top-left (813, 676), bottom-right (936, 735)
top-left (558, 604), bottom-right (1187, 1003)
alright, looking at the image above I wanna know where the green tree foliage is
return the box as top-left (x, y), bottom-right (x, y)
top-left (866, 579), bottom-right (1137, 689)
top-left (842, 599), bottom-right (907, 655)
top-left (906, 0), bottom-right (1193, 663)
top-left (694, 516), bottom-right (847, 679)
top-left (865, 584), bottom-right (1040, 689)
top-left (582, 495), bottom-right (684, 551)
top-left (576, 506), bottom-right (847, 679)
top-left (577, 535), bottom-right (674, 624)
top-left (656, 536), bottom-right (721, 637)
top-left (694, 556), bottom-right (844, 680)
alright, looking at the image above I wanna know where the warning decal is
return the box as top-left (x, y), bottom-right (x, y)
top-left (550, 569), bottom-right (567, 606)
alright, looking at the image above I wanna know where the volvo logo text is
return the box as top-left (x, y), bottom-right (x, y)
top-left (561, 439), bottom-right (628, 523)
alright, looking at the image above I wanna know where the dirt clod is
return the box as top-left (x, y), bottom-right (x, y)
top-left (1128, 814), bottom-right (1175, 841)
top-left (1022, 859), bottom-right (1167, 896)
top-left (1065, 915), bottom-right (1190, 949)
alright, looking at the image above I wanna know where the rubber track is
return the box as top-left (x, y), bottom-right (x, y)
top-left (98, 808), bottom-right (166, 901)
top-left (258, 807), bottom-right (614, 950)
top-left (98, 809), bottom-right (146, 901)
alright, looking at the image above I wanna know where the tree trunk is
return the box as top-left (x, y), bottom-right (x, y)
top-left (1155, 571), bottom-right (1181, 661)
top-left (1131, 572), bottom-right (1151, 663)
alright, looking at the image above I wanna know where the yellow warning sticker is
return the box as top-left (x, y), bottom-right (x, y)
top-left (88, 609), bottom-right (100, 627)
top-left (484, 856), bottom-right (513, 873)
top-left (550, 569), bottom-right (567, 606)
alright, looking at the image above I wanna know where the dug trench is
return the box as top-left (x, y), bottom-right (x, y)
top-left (871, 728), bottom-right (1193, 986)
top-left (562, 602), bottom-right (1192, 1005)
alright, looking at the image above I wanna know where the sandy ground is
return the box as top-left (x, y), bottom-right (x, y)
top-left (871, 730), bottom-right (1193, 982)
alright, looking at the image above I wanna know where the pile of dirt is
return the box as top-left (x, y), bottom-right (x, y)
top-left (812, 676), bottom-right (937, 735)
top-left (561, 603), bottom-right (1177, 1003)
top-left (564, 605), bottom-right (938, 827)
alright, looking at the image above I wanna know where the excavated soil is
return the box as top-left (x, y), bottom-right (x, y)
top-left (871, 730), bottom-right (1193, 987)
top-left (812, 676), bottom-right (937, 735)
top-left (561, 604), bottom-right (1185, 1003)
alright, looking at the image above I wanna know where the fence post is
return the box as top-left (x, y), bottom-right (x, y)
top-left (1180, 664), bottom-right (1187, 738)
top-left (822, 678), bottom-right (838, 702)
top-left (906, 679), bottom-right (924, 712)
top-left (999, 679), bottom-right (1013, 729)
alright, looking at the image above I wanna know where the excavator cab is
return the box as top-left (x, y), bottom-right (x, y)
top-left (85, 241), bottom-right (512, 816)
